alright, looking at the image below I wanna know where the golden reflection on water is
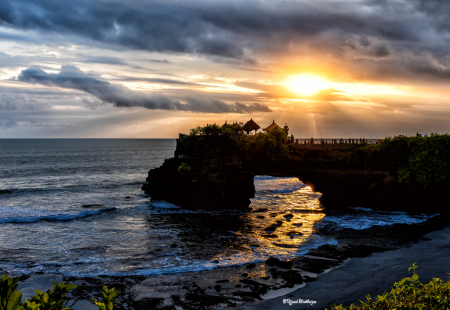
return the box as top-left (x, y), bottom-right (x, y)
top-left (209, 178), bottom-right (326, 267)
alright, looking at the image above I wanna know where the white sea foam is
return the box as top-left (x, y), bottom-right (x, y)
top-left (0, 207), bottom-right (116, 224)
top-left (149, 200), bottom-right (197, 213)
top-left (322, 213), bottom-right (435, 230)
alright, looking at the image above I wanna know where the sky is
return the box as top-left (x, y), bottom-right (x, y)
top-left (1, 0), bottom-right (450, 138)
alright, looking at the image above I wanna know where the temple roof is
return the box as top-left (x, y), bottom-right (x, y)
top-left (263, 120), bottom-right (282, 132)
top-left (242, 118), bottom-right (260, 131)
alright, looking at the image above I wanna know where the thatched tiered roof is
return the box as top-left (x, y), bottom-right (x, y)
top-left (263, 120), bottom-right (282, 132)
top-left (243, 119), bottom-right (260, 133)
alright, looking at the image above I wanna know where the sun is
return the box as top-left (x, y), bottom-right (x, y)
top-left (286, 74), bottom-right (330, 96)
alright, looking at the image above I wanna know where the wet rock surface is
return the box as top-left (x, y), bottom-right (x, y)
top-left (52, 215), bottom-right (450, 310)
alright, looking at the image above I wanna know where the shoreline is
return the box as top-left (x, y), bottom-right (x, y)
top-left (244, 224), bottom-right (450, 309)
top-left (12, 214), bottom-right (450, 310)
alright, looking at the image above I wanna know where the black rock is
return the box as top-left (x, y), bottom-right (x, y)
top-left (125, 196), bottom-right (131, 199)
top-left (246, 263), bottom-right (256, 269)
top-left (81, 204), bottom-right (103, 208)
top-left (276, 260), bottom-right (293, 269)
top-left (262, 234), bottom-right (278, 238)
top-left (257, 216), bottom-right (265, 219)
top-left (216, 279), bottom-right (230, 283)
top-left (213, 285), bottom-right (221, 292)
top-left (287, 231), bottom-right (303, 236)
top-left (170, 243), bottom-right (178, 248)
top-left (280, 270), bottom-right (303, 284)
top-left (241, 273), bottom-right (249, 277)
top-left (235, 284), bottom-right (242, 288)
top-left (265, 257), bottom-right (280, 266)
top-left (212, 260), bottom-right (219, 263)
top-left (264, 226), bottom-right (277, 232)
top-left (284, 214), bottom-right (294, 220)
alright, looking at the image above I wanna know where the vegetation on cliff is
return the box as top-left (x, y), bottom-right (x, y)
top-left (239, 126), bottom-right (291, 170)
top-left (176, 123), bottom-right (291, 169)
top-left (328, 264), bottom-right (450, 310)
top-left (175, 123), bottom-right (244, 159)
top-left (364, 135), bottom-right (450, 189)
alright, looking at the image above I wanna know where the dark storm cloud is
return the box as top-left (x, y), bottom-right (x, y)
top-left (1, 0), bottom-right (450, 83)
top-left (17, 66), bottom-right (271, 113)
top-left (0, 1), bottom-right (428, 54)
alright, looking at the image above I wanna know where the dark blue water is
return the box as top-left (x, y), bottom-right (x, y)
top-left (0, 139), bottom-right (432, 277)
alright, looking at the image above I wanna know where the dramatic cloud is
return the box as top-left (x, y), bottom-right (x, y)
top-left (17, 66), bottom-right (271, 113)
top-left (1, 0), bottom-right (450, 83)
top-left (2, 0), bottom-right (450, 138)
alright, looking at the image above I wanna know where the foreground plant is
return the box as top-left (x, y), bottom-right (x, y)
top-left (93, 286), bottom-right (121, 310)
top-left (0, 275), bottom-right (22, 310)
top-left (328, 263), bottom-right (450, 309)
top-left (30, 281), bottom-right (77, 310)
top-left (0, 275), bottom-right (120, 310)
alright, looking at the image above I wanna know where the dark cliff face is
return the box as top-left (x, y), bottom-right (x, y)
top-left (143, 138), bottom-right (450, 212)
top-left (287, 144), bottom-right (391, 209)
top-left (142, 137), bottom-right (255, 209)
top-left (287, 144), bottom-right (450, 212)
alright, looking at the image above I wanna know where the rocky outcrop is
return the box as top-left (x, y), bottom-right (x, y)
top-left (285, 144), bottom-right (450, 211)
top-left (143, 138), bottom-right (450, 211)
top-left (142, 156), bottom-right (255, 209)
top-left (286, 144), bottom-right (390, 208)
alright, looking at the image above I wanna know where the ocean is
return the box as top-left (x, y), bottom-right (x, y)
top-left (0, 139), bottom-right (434, 277)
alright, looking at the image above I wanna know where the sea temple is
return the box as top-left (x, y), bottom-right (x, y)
top-left (143, 119), bottom-right (450, 213)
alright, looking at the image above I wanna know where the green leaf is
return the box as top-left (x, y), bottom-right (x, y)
top-left (64, 284), bottom-right (77, 291)
top-left (101, 291), bottom-right (107, 301)
top-left (6, 291), bottom-right (22, 310)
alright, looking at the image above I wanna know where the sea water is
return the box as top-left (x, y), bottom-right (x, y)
top-left (0, 139), bottom-right (434, 277)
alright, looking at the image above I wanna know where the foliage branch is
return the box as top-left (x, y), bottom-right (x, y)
top-left (328, 263), bottom-right (450, 310)
top-left (363, 135), bottom-right (450, 189)
top-left (0, 275), bottom-right (120, 310)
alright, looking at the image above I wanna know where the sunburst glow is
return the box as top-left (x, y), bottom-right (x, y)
top-left (286, 74), bottom-right (330, 96)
